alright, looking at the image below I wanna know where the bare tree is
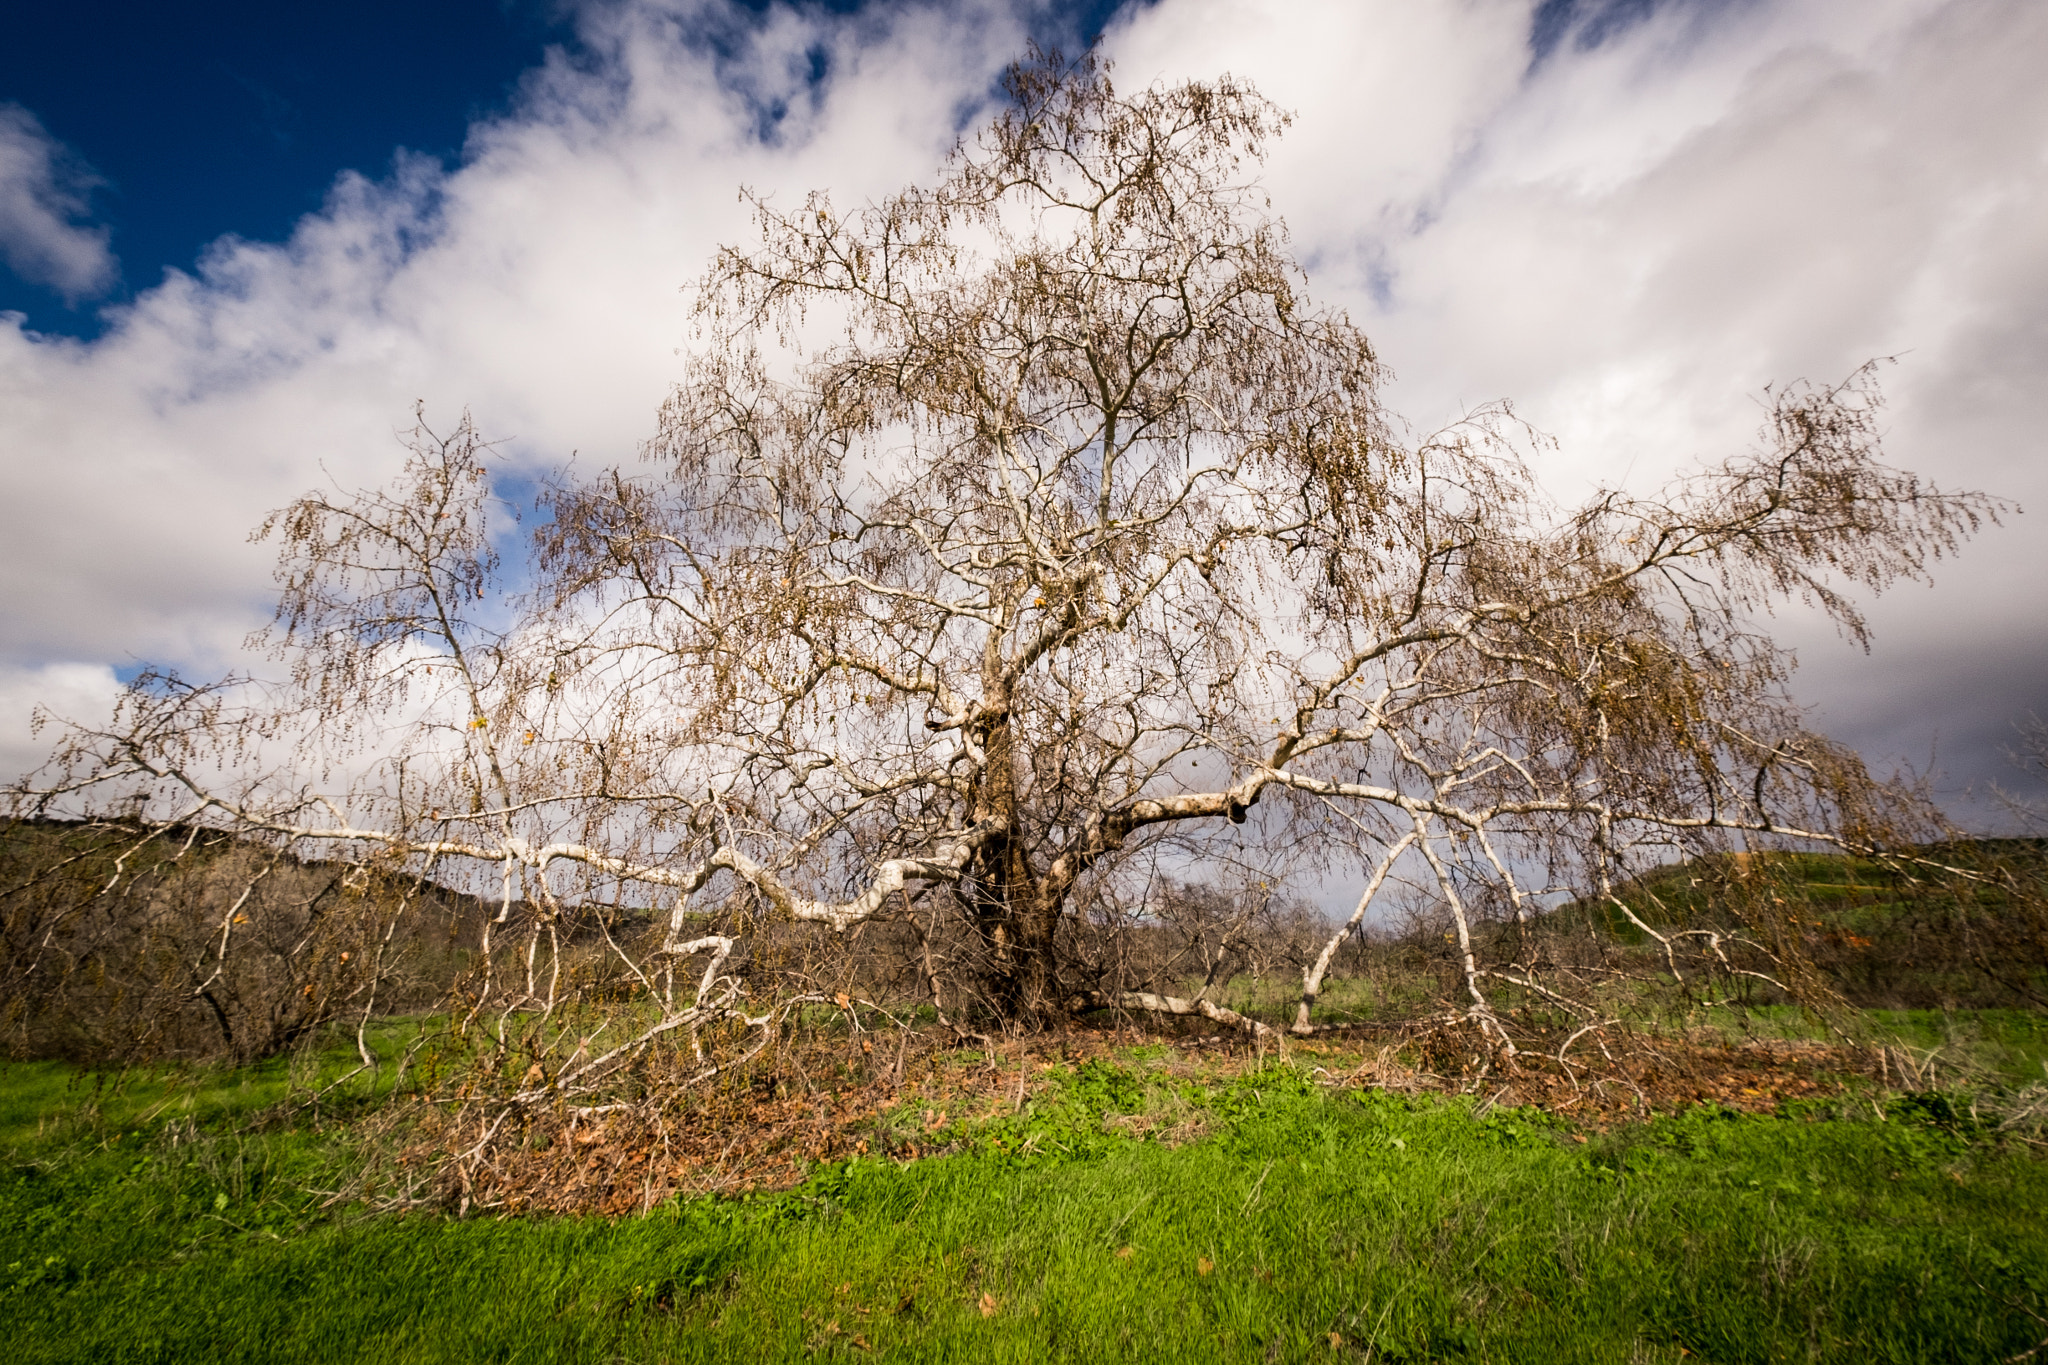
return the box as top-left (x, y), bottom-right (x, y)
top-left (11, 51), bottom-right (2001, 1084)
top-left (532, 51), bottom-right (1995, 1037)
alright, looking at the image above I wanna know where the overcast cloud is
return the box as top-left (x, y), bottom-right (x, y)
top-left (1, 0), bottom-right (2042, 816)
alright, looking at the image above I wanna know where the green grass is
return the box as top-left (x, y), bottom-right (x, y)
top-left (0, 1019), bottom-right (431, 1149)
top-left (1860, 1008), bottom-right (2048, 1085)
top-left (4, 1053), bottom-right (2046, 1362)
top-left (1599, 843), bottom-right (2047, 937)
top-left (1666, 1003), bottom-right (2048, 1086)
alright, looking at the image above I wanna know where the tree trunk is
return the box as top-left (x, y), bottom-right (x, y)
top-left (969, 705), bottom-right (1064, 1026)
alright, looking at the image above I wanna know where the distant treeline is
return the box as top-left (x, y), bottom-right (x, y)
top-left (4, 817), bottom-right (2044, 1066)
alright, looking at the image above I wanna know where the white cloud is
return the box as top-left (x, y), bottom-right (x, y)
top-left (0, 663), bottom-right (121, 787)
top-left (1, 0), bottom-right (2043, 812)
top-left (0, 104), bottom-right (117, 302)
top-left (1110, 0), bottom-right (2048, 805)
top-left (0, 0), bottom-right (1024, 674)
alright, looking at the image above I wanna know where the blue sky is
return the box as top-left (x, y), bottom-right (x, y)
top-left (0, 0), bottom-right (1670, 335)
top-left (0, 0), bottom-right (562, 331)
top-left (0, 0), bottom-right (1137, 334)
top-left (2, 0), bottom-right (2043, 825)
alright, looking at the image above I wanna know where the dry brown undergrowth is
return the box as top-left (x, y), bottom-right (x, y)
top-left (358, 1020), bottom-right (1876, 1217)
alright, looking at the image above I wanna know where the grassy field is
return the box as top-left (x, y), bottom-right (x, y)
top-left (3, 1041), bottom-right (2045, 1364)
top-left (5, 829), bottom-right (2046, 1361)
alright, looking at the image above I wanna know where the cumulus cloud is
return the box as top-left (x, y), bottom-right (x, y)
top-left (0, 0), bottom-right (1025, 674)
top-left (1111, 0), bottom-right (2048, 807)
top-left (0, 0), bottom-right (2042, 815)
top-left (0, 103), bottom-right (117, 302)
